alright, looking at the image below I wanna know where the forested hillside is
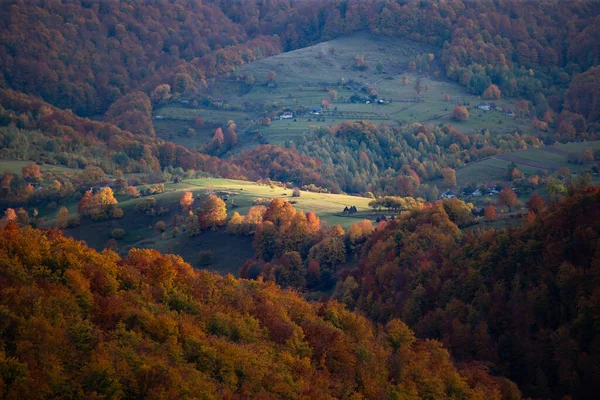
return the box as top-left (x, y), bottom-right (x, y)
top-left (1, 2), bottom-right (599, 399)
top-left (2, 0), bottom-right (599, 122)
top-left (334, 187), bottom-right (600, 399)
top-left (0, 223), bottom-right (519, 399)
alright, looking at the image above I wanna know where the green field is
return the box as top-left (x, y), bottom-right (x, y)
top-left (0, 160), bottom-right (81, 175)
top-left (455, 141), bottom-right (600, 187)
top-left (153, 32), bottom-right (530, 149)
top-left (56, 178), bottom-right (374, 276)
top-left (180, 178), bottom-right (372, 226)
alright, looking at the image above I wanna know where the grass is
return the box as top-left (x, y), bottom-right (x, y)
top-left (174, 178), bottom-right (373, 227)
top-left (0, 160), bottom-right (81, 175)
top-left (454, 141), bottom-right (600, 187)
top-left (153, 32), bottom-right (532, 150)
top-left (456, 158), bottom-right (540, 186)
top-left (56, 177), bottom-right (374, 277)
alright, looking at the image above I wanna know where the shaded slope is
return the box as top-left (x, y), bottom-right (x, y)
top-left (335, 189), bottom-right (600, 399)
top-left (0, 223), bottom-right (519, 399)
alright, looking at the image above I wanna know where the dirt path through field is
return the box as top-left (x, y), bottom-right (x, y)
top-left (539, 146), bottom-right (569, 156)
top-left (495, 154), bottom-right (559, 170)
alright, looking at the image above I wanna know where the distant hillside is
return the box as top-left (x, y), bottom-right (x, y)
top-left (0, 223), bottom-right (519, 399)
top-left (2, 0), bottom-right (598, 119)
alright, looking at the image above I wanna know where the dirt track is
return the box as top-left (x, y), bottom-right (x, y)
top-left (540, 146), bottom-right (569, 156)
top-left (496, 154), bottom-right (559, 170)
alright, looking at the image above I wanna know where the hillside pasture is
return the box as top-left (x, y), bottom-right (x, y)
top-left (453, 140), bottom-right (600, 190)
top-left (57, 177), bottom-right (373, 276)
top-left (0, 160), bottom-right (81, 175)
top-left (154, 32), bottom-right (532, 151)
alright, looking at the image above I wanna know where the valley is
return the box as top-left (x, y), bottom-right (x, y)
top-left (1, 1), bottom-right (599, 399)
top-left (154, 33), bottom-right (530, 151)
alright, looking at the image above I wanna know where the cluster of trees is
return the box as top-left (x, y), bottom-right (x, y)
top-left (201, 120), bottom-right (239, 156)
top-left (230, 198), bottom-right (375, 291)
top-left (368, 196), bottom-right (425, 212)
top-left (173, 193), bottom-right (228, 237)
top-left (334, 188), bottom-right (600, 399)
top-left (78, 187), bottom-right (123, 220)
top-left (293, 120), bottom-right (545, 196)
top-left (232, 145), bottom-right (334, 191)
top-left (0, 222), bottom-right (521, 399)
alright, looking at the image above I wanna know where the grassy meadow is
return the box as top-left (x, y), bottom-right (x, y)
top-left (153, 32), bottom-right (530, 149)
top-left (55, 178), bottom-right (373, 276)
top-left (455, 141), bottom-right (600, 187)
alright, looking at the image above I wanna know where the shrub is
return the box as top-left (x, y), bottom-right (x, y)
top-left (111, 228), bottom-right (126, 239)
top-left (67, 216), bottom-right (80, 227)
top-left (451, 105), bottom-right (469, 121)
top-left (110, 207), bottom-right (124, 219)
top-left (155, 220), bottom-right (167, 232)
top-left (136, 198), bottom-right (156, 214)
top-left (199, 250), bottom-right (213, 266)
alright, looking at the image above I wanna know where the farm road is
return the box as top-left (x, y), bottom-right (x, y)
top-left (496, 154), bottom-right (559, 170)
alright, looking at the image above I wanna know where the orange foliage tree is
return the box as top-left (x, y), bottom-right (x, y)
top-left (451, 105), bottom-right (469, 121)
top-left (482, 84), bottom-right (501, 99)
top-left (199, 194), bottom-right (227, 230)
top-left (498, 187), bottom-right (519, 212)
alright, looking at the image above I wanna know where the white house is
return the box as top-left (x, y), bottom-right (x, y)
top-left (441, 191), bottom-right (457, 199)
top-left (477, 103), bottom-right (490, 111)
top-left (280, 111), bottom-right (293, 119)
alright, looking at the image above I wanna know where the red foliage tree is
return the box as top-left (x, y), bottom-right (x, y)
top-left (484, 205), bottom-right (498, 220)
top-left (527, 193), bottom-right (546, 214)
top-left (498, 187), bottom-right (519, 212)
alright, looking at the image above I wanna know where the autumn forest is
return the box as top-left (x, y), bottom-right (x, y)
top-left (1, 1), bottom-right (600, 399)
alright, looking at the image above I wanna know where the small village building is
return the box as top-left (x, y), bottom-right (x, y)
top-left (280, 111), bottom-right (293, 119)
top-left (477, 103), bottom-right (491, 111)
top-left (441, 191), bottom-right (457, 199)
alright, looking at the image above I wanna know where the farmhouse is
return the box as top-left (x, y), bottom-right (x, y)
top-left (502, 108), bottom-right (515, 117)
top-left (309, 107), bottom-right (322, 115)
top-left (280, 111), bottom-right (293, 119)
top-left (441, 191), bottom-right (457, 199)
top-left (477, 103), bottom-right (490, 111)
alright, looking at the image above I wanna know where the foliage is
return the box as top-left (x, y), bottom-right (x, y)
top-left (179, 191), bottom-right (194, 212)
top-left (497, 187), bottom-right (519, 212)
top-left (199, 250), bottom-right (213, 266)
top-left (564, 65), bottom-right (600, 124)
top-left (368, 196), bottom-right (425, 212)
top-left (199, 194), bottom-right (227, 230)
top-left (78, 187), bottom-right (121, 220)
top-left (484, 205), bottom-right (498, 220)
top-left (0, 223), bottom-right (513, 399)
top-left (111, 228), bottom-right (125, 239)
top-left (335, 188), bottom-right (600, 399)
top-left (451, 105), bottom-right (469, 121)
top-left (482, 84), bottom-right (501, 100)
